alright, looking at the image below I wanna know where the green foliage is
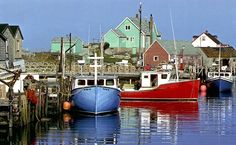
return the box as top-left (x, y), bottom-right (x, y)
top-left (104, 55), bottom-right (123, 63)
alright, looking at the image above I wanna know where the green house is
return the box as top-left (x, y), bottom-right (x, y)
top-left (51, 36), bottom-right (83, 54)
top-left (103, 14), bottom-right (161, 54)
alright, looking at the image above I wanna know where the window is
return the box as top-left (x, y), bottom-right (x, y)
top-left (78, 80), bottom-right (85, 85)
top-left (97, 79), bottom-right (104, 85)
top-left (87, 80), bottom-right (94, 85)
top-left (6, 40), bottom-right (8, 53)
top-left (106, 79), bottom-right (114, 86)
top-left (201, 36), bottom-right (206, 41)
top-left (161, 74), bottom-right (168, 79)
top-left (125, 25), bottom-right (130, 30)
top-left (130, 37), bottom-right (135, 42)
top-left (17, 40), bottom-right (20, 51)
top-left (153, 56), bottom-right (159, 61)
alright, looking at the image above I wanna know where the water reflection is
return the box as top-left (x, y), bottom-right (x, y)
top-left (119, 101), bottom-right (199, 144)
top-left (206, 90), bottom-right (233, 98)
top-left (200, 91), bottom-right (234, 137)
top-left (0, 125), bottom-right (35, 145)
top-left (34, 113), bottom-right (120, 144)
top-left (70, 113), bottom-right (120, 144)
top-left (2, 91), bottom-right (236, 145)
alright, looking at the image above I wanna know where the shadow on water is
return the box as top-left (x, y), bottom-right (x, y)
top-left (206, 90), bottom-right (233, 98)
top-left (0, 124), bottom-right (35, 145)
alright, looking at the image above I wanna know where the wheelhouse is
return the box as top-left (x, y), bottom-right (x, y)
top-left (72, 75), bottom-right (118, 89)
top-left (141, 71), bottom-right (171, 88)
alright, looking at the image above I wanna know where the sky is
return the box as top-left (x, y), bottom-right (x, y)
top-left (0, 0), bottom-right (235, 52)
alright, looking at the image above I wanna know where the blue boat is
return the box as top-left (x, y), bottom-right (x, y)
top-left (71, 53), bottom-right (120, 114)
top-left (71, 76), bottom-right (120, 114)
top-left (206, 46), bottom-right (233, 92)
top-left (207, 71), bottom-right (233, 92)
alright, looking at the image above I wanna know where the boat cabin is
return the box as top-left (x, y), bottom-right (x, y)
top-left (72, 75), bottom-right (119, 89)
top-left (208, 71), bottom-right (232, 80)
top-left (141, 71), bottom-right (171, 88)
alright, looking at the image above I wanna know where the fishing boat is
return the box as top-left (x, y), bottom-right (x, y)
top-left (206, 71), bottom-right (233, 92)
top-left (120, 70), bottom-right (200, 101)
top-left (71, 53), bottom-right (120, 114)
top-left (120, 13), bottom-right (200, 101)
top-left (206, 46), bottom-right (233, 92)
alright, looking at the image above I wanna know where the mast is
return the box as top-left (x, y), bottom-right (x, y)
top-left (88, 53), bottom-right (103, 85)
top-left (137, 2), bottom-right (142, 66)
top-left (170, 11), bottom-right (179, 81)
top-left (218, 44), bottom-right (221, 75)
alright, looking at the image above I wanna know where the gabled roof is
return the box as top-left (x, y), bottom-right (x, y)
top-left (157, 40), bottom-right (201, 55)
top-left (200, 47), bottom-right (236, 58)
top-left (193, 30), bottom-right (221, 45)
top-left (112, 29), bottom-right (126, 38)
top-left (0, 24), bottom-right (24, 40)
top-left (128, 17), bottom-right (151, 35)
top-left (0, 33), bottom-right (7, 41)
top-left (204, 31), bottom-right (221, 45)
top-left (9, 25), bottom-right (24, 39)
top-left (0, 24), bottom-right (9, 33)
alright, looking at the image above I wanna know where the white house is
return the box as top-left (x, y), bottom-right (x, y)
top-left (192, 30), bottom-right (222, 47)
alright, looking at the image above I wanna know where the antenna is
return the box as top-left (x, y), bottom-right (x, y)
top-left (170, 10), bottom-right (179, 82)
top-left (88, 24), bottom-right (91, 45)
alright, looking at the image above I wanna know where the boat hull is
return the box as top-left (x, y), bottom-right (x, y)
top-left (120, 79), bottom-right (200, 101)
top-left (71, 86), bottom-right (120, 114)
top-left (207, 77), bottom-right (233, 92)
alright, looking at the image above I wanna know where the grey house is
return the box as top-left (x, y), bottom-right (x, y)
top-left (0, 24), bottom-right (23, 68)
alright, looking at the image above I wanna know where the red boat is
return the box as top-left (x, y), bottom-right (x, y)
top-left (120, 71), bottom-right (200, 101)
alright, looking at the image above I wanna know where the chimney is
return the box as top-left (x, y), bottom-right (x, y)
top-left (213, 35), bottom-right (218, 39)
top-left (192, 35), bottom-right (198, 41)
top-left (149, 14), bottom-right (153, 44)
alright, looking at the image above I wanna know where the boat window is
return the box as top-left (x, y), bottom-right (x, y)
top-left (106, 79), bottom-right (114, 86)
top-left (87, 80), bottom-right (94, 85)
top-left (144, 75), bottom-right (148, 79)
top-left (210, 73), bottom-right (214, 77)
top-left (78, 80), bottom-right (86, 85)
top-left (220, 73), bottom-right (224, 76)
top-left (97, 79), bottom-right (104, 85)
top-left (225, 73), bottom-right (229, 77)
top-left (161, 74), bottom-right (168, 79)
top-left (215, 73), bottom-right (219, 76)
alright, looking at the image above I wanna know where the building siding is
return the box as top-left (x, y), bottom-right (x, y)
top-left (143, 41), bottom-right (169, 67)
top-left (3, 28), bottom-right (15, 66)
top-left (51, 37), bottom-right (83, 54)
top-left (14, 30), bottom-right (23, 59)
top-left (0, 38), bottom-right (6, 60)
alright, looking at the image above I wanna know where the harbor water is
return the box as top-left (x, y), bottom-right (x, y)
top-left (1, 86), bottom-right (236, 145)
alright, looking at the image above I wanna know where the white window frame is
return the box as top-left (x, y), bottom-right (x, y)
top-left (153, 56), bottom-right (159, 61)
top-left (201, 36), bottom-right (206, 41)
top-left (17, 40), bottom-right (20, 51)
top-left (125, 25), bottom-right (130, 31)
top-left (6, 40), bottom-right (8, 53)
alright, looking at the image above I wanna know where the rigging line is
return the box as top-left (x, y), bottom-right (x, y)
top-left (169, 10), bottom-right (179, 82)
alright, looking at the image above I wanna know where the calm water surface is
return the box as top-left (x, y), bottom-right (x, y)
top-left (1, 86), bottom-right (236, 145)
